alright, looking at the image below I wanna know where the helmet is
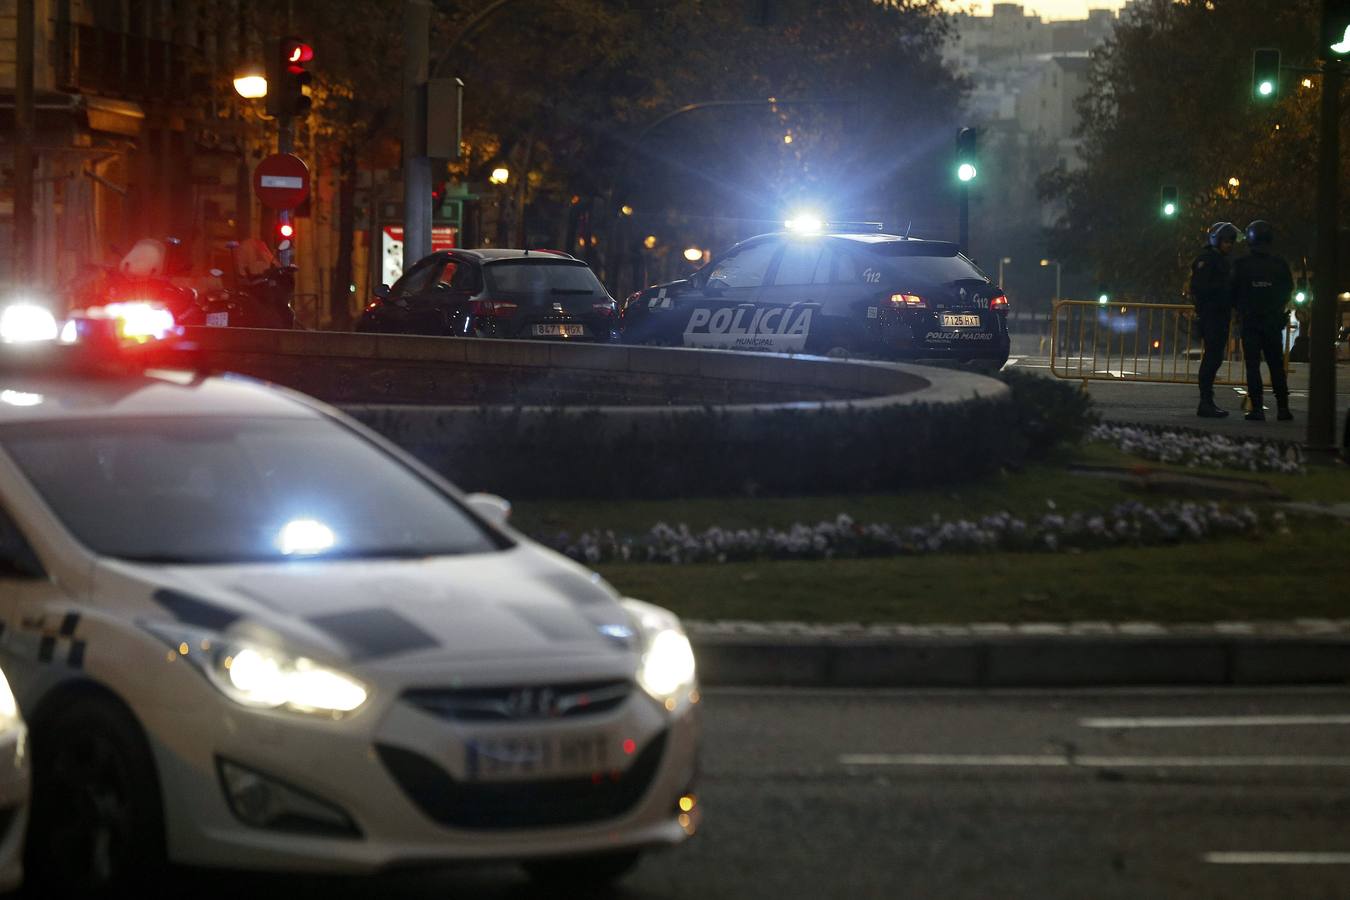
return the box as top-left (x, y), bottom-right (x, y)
top-left (1208, 222), bottom-right (1239, 247)
top-left (1246, 220), bottom-right (1274, 245)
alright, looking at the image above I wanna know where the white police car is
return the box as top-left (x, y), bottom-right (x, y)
top-left (0, 304), bottom-right (700, 894)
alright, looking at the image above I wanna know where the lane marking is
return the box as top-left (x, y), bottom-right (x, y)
top-left (839, 753), bottom-right (1350, 769)
top-left (1204, 852), bottom-right (1350, 865)
top-left (1081, 714), bottom-right (1350, 729)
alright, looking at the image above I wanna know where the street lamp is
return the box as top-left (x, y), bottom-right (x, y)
top-left (1040, 258), bottom-right (1062, 303)
top-left (998, 256), bottom-right (1012, 289)
top-left (489, 166), bottom-right (510, 185)
top-left (232, 64), bottom-right (268, 99)
top-left (683, 247), bottom-right (704, 263)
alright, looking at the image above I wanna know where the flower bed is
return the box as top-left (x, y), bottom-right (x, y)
top-left (545, 501), bottom-right (1266, 565)
top-left (1089, 424), bottom-right (1303, 474)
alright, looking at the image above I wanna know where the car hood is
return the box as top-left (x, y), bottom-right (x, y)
top-left (95, 543), bottom-right (640, 669)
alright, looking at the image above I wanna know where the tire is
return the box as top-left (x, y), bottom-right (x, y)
top-left (25, 694), bottom-right (165, 897)
top-left (522, 850), bottom-right (642, 888)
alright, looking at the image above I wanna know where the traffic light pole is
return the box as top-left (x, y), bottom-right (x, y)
top-left (277, 114), bottom-right (294, 268)
top-left (1309, 58), bottom-right (1340, 453)
top-left (958, 185), bottom-right (970, 256)
top-left (402, 0), bottom-right (433, 268)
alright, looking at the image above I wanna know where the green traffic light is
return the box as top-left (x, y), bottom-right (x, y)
top-left (1258, 80), bottom-right (1275, 96)
top-left (1295, 290), bottom-right (1308, 304)
top-left (1098, 293), bottom-right (1109, 305)
top-left (1162, 202), bottom-right (1177, 217)
top-left (957, 163), bottom-right (977, 183)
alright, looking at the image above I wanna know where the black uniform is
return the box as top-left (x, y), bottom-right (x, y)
top-left (1188, 244), bottom-right (1232, 404)
top-left (1232, 247), bottom-right (1293, 409)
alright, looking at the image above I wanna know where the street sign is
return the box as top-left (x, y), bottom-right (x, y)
top-left (253, 153), bottom-right (311, 210)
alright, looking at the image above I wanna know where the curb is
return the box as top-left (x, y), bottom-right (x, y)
top-left (687, 621), bottom-right (1350, 688)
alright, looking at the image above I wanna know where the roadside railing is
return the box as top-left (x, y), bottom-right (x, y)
top-left (1049, 299), bottom-right (1292, 387)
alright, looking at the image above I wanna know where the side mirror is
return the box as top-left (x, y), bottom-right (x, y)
top-left (465, 493), bottom-right (512, 526)
top-left (374, 284), bottom-right (391, 299)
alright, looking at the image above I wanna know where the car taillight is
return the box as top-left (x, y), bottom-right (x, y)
top-left (593, 302), bottom-right (616, 317)
top-left (470, 299), bottom-right (518, 318)
top-left (889, 292), bottom-right (926, 309)
top-left (990, 292), bottom-right (1009, 312)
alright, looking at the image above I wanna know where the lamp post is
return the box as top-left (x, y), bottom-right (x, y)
top-left (997, 256), bottom-right (1012, 290)
top-left (489, 166), bottom-right (509, 247)
top-left (1040, 258), bottom-right (1061, 304)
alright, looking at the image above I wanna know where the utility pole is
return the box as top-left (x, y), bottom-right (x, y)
top-left (1309, 58), bottom-right (1340, 453)
top-left (13, 0), bottom-right (35, 284)
top-left (402, 0), bottom-right (433, 268)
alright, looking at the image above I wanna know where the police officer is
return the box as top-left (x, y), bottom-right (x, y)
top-left (1232, 220), bottom-right (1294, 422)
top-left (1189, 222), bottom-right (1239, 417)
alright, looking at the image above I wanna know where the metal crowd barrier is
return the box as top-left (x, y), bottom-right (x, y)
top-left (1049, 299), bottom-right (1292, 387)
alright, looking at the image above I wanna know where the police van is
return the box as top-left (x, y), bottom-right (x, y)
top-left (620, 223), bottom-right (1011, 371)
top-left (0, 303), bottom-right (700, 894)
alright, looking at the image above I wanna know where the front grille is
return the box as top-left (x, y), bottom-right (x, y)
top-left (376, 730), bottom-right (667, 829)
top-left (404, 680), bottom-right (631, 723)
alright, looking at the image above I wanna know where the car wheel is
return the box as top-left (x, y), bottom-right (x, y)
top-left (25, 695), bottom-right (165, 897)
top-left (522, 850), bottom-right (642, 887)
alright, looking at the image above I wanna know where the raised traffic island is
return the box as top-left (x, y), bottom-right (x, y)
top-left (185, 328), bottom-right (1011, 499)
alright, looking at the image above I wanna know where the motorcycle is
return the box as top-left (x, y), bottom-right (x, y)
top-left (199, 239), bottom-right (297, 329)
top-left (66, 237), bottom-right (212, 327)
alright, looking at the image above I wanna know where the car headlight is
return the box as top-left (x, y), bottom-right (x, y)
top-left (0, 667), bottom-right (20, 732)
top-left (622, 599), bottom-right (697, 704)
top-left (147, 625), bottom-right (367, 717)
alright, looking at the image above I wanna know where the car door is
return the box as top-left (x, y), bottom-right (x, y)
top-left (680, 239), bottom-right (781, 349)
top-left (752, 239), bottom-right (827, 353)
top-left (0, 499), bottom-right (60, 696)
top-left (387, 254), bottom-right (450, 334)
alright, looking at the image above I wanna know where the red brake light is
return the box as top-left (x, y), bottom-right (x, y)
top-left (470, 299), bottom-right (518, 318)
top-left (990, 292), bottom-right (1009, 311)
top-left (889, 292), bottom-right (926, 309)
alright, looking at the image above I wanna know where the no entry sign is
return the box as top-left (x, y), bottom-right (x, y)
top-left (253, 153), bottom-right (310, 210)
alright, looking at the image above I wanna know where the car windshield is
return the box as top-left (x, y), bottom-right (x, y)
top-left (0, 416), bottom-right (502, 565)
top-left (484, 261), bottom-right (605, 296)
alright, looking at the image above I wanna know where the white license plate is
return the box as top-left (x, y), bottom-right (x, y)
top-left (533, 324), bottom-right (585, 337)
top-left (206, 312), bottom-right (229, 327)
top-left (465, 731), bottom-right (613, 781)
top-left (941, 314), bottom-right (982, 327)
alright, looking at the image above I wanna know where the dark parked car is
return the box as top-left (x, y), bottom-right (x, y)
top-left (619, 225), bottom-right (1010, 371)
top-left (357, 249), bottom-right (619, 342)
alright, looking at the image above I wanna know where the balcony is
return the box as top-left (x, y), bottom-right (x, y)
top-left (57, 23), bottom-right (208, 104)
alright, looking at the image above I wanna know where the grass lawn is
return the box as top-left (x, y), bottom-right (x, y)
top-left (507, 437), bottom-right (1348, 625)
top-left (594, 524), bottom-right (1350, 624)
top-left (513, 443), bottom-right (1350, 537)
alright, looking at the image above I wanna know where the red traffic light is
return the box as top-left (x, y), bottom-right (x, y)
top-left (278, 223), bottom-right (295, 239)
top-left (284, 40), bottom-right (314, 65)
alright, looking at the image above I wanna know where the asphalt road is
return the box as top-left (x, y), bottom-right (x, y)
top-left (179, 687), bottom-right (1350, 900)
top-left (1006, 334), bottom-right (1350, 443)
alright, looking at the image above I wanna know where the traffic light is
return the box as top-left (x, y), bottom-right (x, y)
top-left (266, 36), bottom-right (314, 117)
top-left (955, 127), bottom-right (977, 183)
top-left (1322, 0), bottom-right (1350, 58)
top-left (1252, 48), bottom-right (1280, 101)
top-left (1160, 184), bottom-right (1179, 218)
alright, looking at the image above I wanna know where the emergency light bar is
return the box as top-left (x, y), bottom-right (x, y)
top-left (0, 301), bottom-right (202, 376)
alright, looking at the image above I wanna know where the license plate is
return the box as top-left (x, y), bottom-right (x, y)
top-left (465, 731), bottom-right (612, 781)
top-left (941, 314), bottom-right (982, 327)
top-left (206, 312), bottom-right (229, 327)
top-left (533, 324), bottom-right (585, 337)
